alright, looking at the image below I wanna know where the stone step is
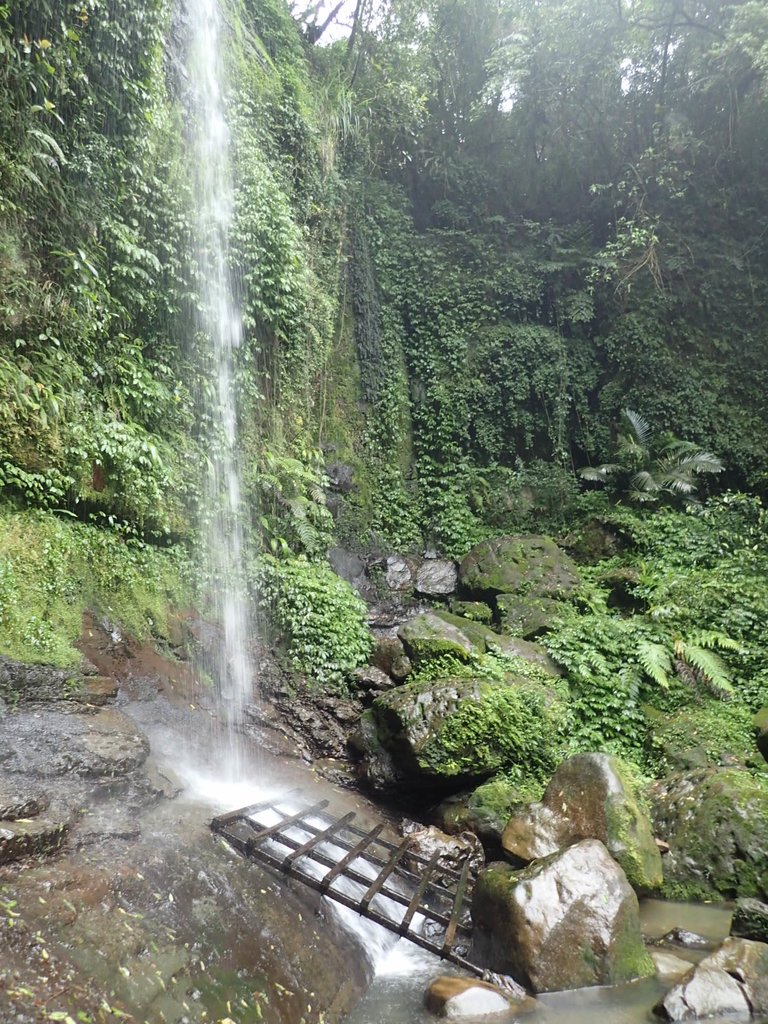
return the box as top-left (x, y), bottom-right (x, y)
top-left (0, 819), bottom-right (68, 864)
top-left (0, 782), bottom-right (48, 820)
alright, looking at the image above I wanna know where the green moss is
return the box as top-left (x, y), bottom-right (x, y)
top-left (0, 508), bottom-right (192, 667)
top-left (419, 677), bottom-right (567, 780)
top-left (646, 701), bottom-right (756, 772)
top-left (449, 600), bottom-right (493, 624)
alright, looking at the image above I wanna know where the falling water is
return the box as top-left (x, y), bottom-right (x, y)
top-left (186, 0), bottom-right (254, 775)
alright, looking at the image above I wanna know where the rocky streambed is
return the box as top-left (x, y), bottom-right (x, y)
top-left (0, 625), bottom-right (382, 1024)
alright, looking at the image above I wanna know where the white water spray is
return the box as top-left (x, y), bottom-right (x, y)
top-left (186, 0), bottom-right (254, 775)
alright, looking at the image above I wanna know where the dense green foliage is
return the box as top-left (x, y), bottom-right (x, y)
top-left (543, 494), bottom-right (768, 770)
top-left (0, 506), bottom-right (191, 666)
top-left (2, 0), bottom-right (768, 768)
top-left (254, 554), bottom-right (372, 689)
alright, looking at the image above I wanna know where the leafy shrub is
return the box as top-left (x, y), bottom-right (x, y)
top-left (254, 555), bottom-right (372, 691)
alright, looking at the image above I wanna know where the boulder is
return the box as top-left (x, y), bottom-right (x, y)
top-left (730, 898), bottom-right (768, 943)
top-left (653, 929), bottom-right (713, 950)
top-left (496, 593), bottom-right (563, 638)
top-left (400, 610), bottom-right (560, 677)
top-left (354, 674), bottom-right (566, 794)
top-left (437, 776), bottom-right (538, 848)
top-left (398, 612), bottom-right (481, 664)
top-left (502, 753), bottom-right (663, 891)
top-left (351, 665), bottom-right (397, 695)
top-left (416, 559), bottom-right (458, 596)
top-left (0, 818), bottom-right (68, 864)
top-left (651, 951), bottom-right (695, 983)
top-left (471, 841), bottom-right (654, 992)
top-left (424, 976), bottom-right (534, 1018)
top-left (371, 638), bottom-right (412, 681)
top-left (654, 937), bottom-right (768, 1020)
top-left (650, 768), bottom-right (768, 900)
top-left (401, 820), bottom-right (485, 883)
top-left (385, 555), bottom-right (418, 591)
top-left (449, 600), bottom-right (493, 624)
top-left (459, 536), bottom-right (580, 601)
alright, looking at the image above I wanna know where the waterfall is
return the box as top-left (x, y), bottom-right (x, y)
top-left (185, 0), bottom-right (254, 775)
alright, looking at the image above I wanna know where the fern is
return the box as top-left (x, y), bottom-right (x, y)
top-left (637, 639), bottom-right (672, 688)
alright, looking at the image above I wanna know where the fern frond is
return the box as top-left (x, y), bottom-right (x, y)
top-left (637, 639), bottom-right (672, 688)
top-left (690, 629), bottom-right (740, 652)
top-left (578, 464), bottom-right (618, 482)
top-left (678, 643), bottom-right (734, 699)
top-left (622, 409), bottom-right (652, 447)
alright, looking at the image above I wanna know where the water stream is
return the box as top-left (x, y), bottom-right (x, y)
top-left (186, 0), bottom-right (254, 776)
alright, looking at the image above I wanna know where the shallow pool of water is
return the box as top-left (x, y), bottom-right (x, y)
top-left (345, 899), bottom-right (741, 1024)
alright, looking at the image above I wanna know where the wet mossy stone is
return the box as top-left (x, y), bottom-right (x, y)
top-left (502, 753), bottom-right (663, 892)
top-left (730, 897), bottom-right (768, 943)
top-left (650, 768), bottom-right (768, 900)
top-left (459, 535), bottom-right (580, 601)
top-left (398, 612), bottom-right (481, 665)
top-left (357, 674), bottom-right (567, 794)
top-left (471, 842), bottom-right (654, 993)
top-left (645, 701), bottom-right (755, 773)
top-left (495, 593), bottom-right (562, 638)
top-left (449, 600), bottom-right (493, 624)
top-left (398, 611), bottom-right (561, 677)
top-left (437, 775), bottom-right (544, 847)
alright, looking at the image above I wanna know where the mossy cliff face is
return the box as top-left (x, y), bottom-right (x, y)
top-left (650, 768), bottom-right (768, 900)
top-left (459, 536), bottom-right (580, 601)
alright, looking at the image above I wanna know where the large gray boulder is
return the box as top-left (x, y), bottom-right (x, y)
top-left (459, 536), bottom-right (580, 600)
top-left (650, 768), bottom-right (768, 900)
top-left (730, 898), bottom-right (768, 944)
top-left (471, 840), bottom-right (654, 992)
top-left (654, 937), bottom-right (768, 1020)
top-left (424, 976), bottom-right (534, 1017)
top-left (416, 559), bottom-right (458, 596)
top-left (502, 753), bottom-right (663, 891)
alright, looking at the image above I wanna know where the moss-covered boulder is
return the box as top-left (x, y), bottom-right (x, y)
top-left (645, 701), bottom-right (756, 773)
top-left (398, 612), bottom-right (481, 665)
top-left (650, 768), bottom-right (768, 900)
top-left (459, 535), bottom-right (580, 600)
top-left (449, 600), bottom-right (494, 624)
top-left (495, 593), bottom-right (563, 638)
top-left (436, 775), bottom-right (544, 848)
top-left (502, 753), bottom-right (663, 891)
top-left (354, 674), bottom-right (568, 794)
top-left (398, 610), bottom-right (561, 677)
top-left (471, 842), bottom-right (654, 992)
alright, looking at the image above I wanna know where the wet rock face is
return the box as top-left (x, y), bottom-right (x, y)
top-left (400, 820), bottom-right (485, 883)
top-left (471, 840), bottom-right (654, 993)
top-left (730, 898), bottom-right (768, 943)
top-left (1, 707), bottom-right (150, 777)
top-left (0, 781), bottom-right (48, 819)
top-left (459, 535), bottom-right (580, 601)
top-left (0, 819), bottom-right (68, 864)
top-left (654, 937), bottom-right (768, 1020)
top-left (502, 753), bottom-right (663, 891)
top-left (650, 768), bottom-right (768, 900)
